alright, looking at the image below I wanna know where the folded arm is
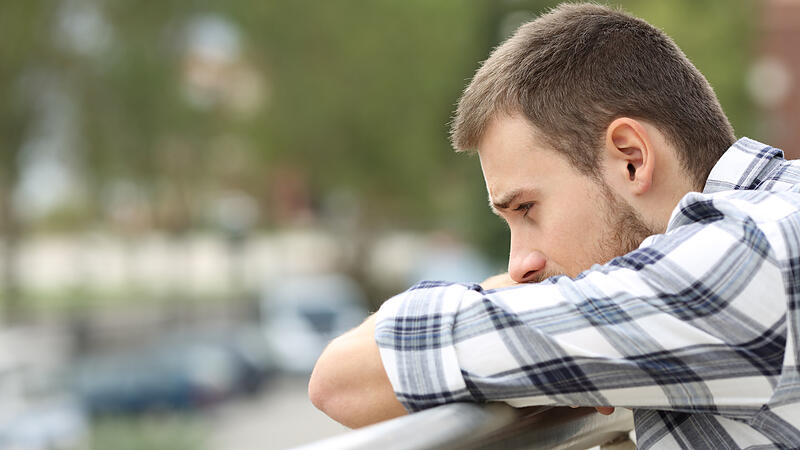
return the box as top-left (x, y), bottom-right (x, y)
top-left (308, 314), bottom-right (407, 428)
top-left (374, 197), bottom-right (785, 415)
top-left (309, 275), bottom-right (526, 427)
top-left (312, 194), bottom-right (786, 424)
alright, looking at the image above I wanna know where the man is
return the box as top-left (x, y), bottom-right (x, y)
top-left (309, 3), bottom-right (800, 448)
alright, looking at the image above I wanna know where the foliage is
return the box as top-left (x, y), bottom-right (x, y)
top-left (90, 414), bottom-right (205, 450)
top-left (0, 0), bottom-right (755, 264)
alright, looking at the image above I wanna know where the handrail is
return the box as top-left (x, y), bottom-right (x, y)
top-left (292, 404), bottom-right (634, 450)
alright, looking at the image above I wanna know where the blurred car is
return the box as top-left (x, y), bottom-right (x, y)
top-left (260, 273), bottom-right (368, 373)
top-left (69, 326), bottom-right (275, 416)
top-left (180, 326), bottom-right (277, 395)
top-left (0, 364), bottom-right (89, 450)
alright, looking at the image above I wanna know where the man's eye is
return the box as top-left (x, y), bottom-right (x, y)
top-left (514, 202), bottom-right (534, 215)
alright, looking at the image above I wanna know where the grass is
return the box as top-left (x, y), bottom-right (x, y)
top-left (90, 413), bottom-right (207, 450)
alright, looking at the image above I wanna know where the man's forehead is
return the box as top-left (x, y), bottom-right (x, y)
top-left (477, 112), bottom-right (548, 152)
top-left (477, 119), bottom-right (564, 180)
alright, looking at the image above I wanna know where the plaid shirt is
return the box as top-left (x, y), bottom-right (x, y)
top-left (375, 138), bottom-right (800, 449)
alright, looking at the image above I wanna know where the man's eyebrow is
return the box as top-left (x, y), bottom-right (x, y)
top-left (489, 188), bottom-right (533, 214)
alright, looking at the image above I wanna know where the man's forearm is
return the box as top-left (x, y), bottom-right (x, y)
top-left (309, 314), bottom-right (408, 428)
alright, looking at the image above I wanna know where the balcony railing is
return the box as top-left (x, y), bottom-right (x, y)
top-left (293, 403), bottom-right (634, 450)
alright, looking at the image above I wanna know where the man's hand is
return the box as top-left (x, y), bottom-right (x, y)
top-left (309, 315), bottom-right (407, 428)
top-left (595, 406), bottom-right (615, 415)
top-left (480, 272), bottom-right (519, 290)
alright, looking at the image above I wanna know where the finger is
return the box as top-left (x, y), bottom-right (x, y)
top-left (595, 406), bottom-right (615, 415)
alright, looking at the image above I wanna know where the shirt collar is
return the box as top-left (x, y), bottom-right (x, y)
top-left (702, 137), bottom-right (785, 194)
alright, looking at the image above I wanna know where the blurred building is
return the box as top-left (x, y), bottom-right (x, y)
top-left (756, 0), bottom-right (800, 158)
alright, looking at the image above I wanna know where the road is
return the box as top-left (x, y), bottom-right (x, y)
top-left (205, 375), bottom-right (349, 450)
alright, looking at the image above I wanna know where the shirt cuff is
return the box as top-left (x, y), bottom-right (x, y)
top-left (374, 281), bottom-right (477, 412)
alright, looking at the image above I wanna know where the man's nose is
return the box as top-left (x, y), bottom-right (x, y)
top-left (508, 249), bottom-right (547, 283)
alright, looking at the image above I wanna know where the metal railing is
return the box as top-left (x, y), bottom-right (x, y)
top-left (292, 403), bottom-right (634, 450)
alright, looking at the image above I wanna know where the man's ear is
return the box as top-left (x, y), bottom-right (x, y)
top-left (604, 118), bottom-right (654, 195)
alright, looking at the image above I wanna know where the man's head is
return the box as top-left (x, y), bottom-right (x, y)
top-left (451, 3), bottom-right (736, 282)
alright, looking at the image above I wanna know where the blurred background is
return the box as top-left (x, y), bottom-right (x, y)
top-left (0, 0), bottom-right (797, 449)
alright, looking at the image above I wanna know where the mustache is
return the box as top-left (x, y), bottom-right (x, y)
top-left (528, 267), bottom-right (565, 283)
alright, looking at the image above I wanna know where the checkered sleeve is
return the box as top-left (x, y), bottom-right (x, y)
top-left (375, 192), bottom-right (788, 415)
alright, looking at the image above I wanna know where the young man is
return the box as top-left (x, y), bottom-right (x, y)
top-left (309, 3), bottom-right (800, 448)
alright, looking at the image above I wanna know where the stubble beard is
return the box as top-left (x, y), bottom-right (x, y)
top-left (596, 181), bottom-right (658, 264)
top-left (529, 182), bottom-right (657, 284)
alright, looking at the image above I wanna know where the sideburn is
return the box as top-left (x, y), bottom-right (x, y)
top-left (596, 181), bottom-right (658, 262)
